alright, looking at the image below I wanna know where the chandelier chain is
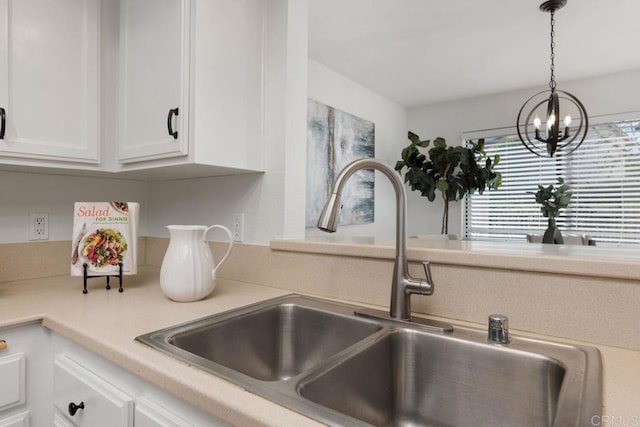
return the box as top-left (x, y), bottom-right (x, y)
top-left (549, 10), bottom-right (556, 90)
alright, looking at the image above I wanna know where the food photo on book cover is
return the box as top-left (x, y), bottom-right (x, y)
top-left (70, 202), bottom-right (139, 277)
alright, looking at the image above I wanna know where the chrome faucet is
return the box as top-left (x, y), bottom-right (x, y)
top-left (317, 158), bottom-right (433, 321)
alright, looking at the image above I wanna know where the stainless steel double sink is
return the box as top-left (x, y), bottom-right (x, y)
top-left (136, 294), bottom-right (602, 426)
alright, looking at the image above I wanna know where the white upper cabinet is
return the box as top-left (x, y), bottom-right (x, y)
top-left (0, 0), bottom-right (100, 165)
top-left (0, 0), bottom-right (264, 179)
top-left (116, 0), bottom-right (265, 177)
top-left (117, 0), bottom-right (189, 164)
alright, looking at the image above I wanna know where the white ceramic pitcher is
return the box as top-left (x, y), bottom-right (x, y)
top-left (159, 225), bottom-right (233, 302)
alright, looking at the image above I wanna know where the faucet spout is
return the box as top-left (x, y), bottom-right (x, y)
top-left (317, 158), bottom-right (434, 321)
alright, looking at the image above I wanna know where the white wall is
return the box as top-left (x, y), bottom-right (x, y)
top-left (3, 27), bottom-right (637, 246)
top-left (306, 60), bottom-right (410, 239)
top-left (146, 0), bottom-right (309, 245)
top-left (407, 68), bottom-right (640, 236)
top-left (0, 171), bottom-right (148, 243)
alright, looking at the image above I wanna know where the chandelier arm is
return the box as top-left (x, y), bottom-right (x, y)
top-left (557, 92), bottom-right (589, 152)
top-left (517, 92), bottom-right (550, 156)
top-left (556, 97), bottom-right (582, 148)
top-left (526, 98), bottom-right (551, 144)
top-left (517, 117), bottom-right (543, 156)
top-left (524, 104), bottom-right (547, 151)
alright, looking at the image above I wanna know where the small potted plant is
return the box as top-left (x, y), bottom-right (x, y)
top-left (532, 177), bottom-right (573, 244)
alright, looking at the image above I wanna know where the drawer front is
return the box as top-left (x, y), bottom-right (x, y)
top-left (53, 411), bottom-right (75, 427)
top-left (135, 396), bottom-right (193, 427)
top-left (53, 355), bottom-right (133, 427)
top-left (0, 353), bottom-right (25, 411)
top-left (0, 411), bottom-right (29, 427)
top-left (134, 396), bottom-right (193, 427)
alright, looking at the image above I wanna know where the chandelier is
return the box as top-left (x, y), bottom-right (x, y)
top-left (516, 0), bottom-right (588, 157)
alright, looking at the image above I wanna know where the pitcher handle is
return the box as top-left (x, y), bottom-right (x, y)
top-left (204, 225), bottom-right (234, 273)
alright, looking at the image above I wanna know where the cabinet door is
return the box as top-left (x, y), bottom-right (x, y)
top-left (53, 355), bottom-right (133, 427)
top-left (0, 411), bottom-right (29, 427)
top-left (0, 0), bottom-right (7, 123)
top-left (0, 323), bottom-right (54, 427)
top-left (118, 0), bottom-right (190, 163)
top-left (0, 0), bottom-right (99, 163)
top-left (0, 353), bottom-right (25, 412)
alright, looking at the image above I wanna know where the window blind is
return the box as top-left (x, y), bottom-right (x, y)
top-left (464, 117), bottom-right (640, 246)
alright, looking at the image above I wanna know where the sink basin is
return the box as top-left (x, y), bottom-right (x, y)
top-left (136, 295), bottom-right (382, 381)
top-left (299, 329), bottom-right (569, 426)
top-left (136, 294), bottom-right (602, 426)
top-left (164, 302), bottom-right (381, 381)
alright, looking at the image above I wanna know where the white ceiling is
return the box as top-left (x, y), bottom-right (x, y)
top-left (308, 0), bottom-right (640, 108)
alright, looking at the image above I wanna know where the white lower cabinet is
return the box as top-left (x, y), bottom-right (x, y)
top-left (51, 332), bottom-right (227, 427)
top-left (0, 353), bottom-right (25, 412)
top-left (0, 411), bottom-right (29, 427)
top-left (0, 322), bottom-right (227, 426)
top-left (53, 354), bottom-right (134, 427)
top-left (0, 322), bottom-right (53, 426)
top-left (0, 353), bottom-right (28, 426)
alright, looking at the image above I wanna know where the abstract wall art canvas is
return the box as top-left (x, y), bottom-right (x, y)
top-left (306, 99), bottom-right (375, 227)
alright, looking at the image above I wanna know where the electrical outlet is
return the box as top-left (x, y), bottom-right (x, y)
top-left (233, 213), bottom-right (244, 242)
top-left (29, 213), bottom-right (49, 241)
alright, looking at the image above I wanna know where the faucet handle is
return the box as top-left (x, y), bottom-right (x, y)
top-left (422, 261), bottom-right (433, 283)
top-left (404, 261), bottom-right (434, 296)
top-left (488, 314), bottom-right (510, 344)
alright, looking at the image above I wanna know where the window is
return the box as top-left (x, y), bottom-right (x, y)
top-left (464, 114), bottom-right (640, 247)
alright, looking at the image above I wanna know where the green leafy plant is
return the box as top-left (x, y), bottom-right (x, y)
top-left (395, 131), bottom-right (502, 234)
top-left (532, 177), bottom-right (572, 218)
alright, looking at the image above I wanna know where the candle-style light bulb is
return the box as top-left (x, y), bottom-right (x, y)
top-left (533, 116), bottom-right (541, 129)
top-left (547, 113), bottom-right (556, 130)
top-left (564, 115), bottom-right (572, 127)
top-left (562, 114), bottom-right (572, 140)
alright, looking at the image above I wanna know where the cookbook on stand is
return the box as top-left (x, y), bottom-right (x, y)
top-left (70, 202), bottom-right (139, 276)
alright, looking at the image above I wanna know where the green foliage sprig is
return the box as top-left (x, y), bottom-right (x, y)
top-left (395, 131), bottom-right (502, 234)
top-left (532, 177), bottom-right (572, 218)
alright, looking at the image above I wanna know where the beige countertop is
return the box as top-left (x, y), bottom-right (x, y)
top-left (0, 267), bottom-right (638, 425)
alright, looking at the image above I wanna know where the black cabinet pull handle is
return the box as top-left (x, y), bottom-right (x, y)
top-left (68, 401), bottom-right (85, 416)
top-left (167, 107), bottom-right (179, 139)
top-left (0, 107), bottom-right (5, 139)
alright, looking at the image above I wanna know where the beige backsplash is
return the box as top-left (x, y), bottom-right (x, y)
top-left (0, 239), bottom-right (146, 283)
top-left (2, 237), bottom-right (640, 352)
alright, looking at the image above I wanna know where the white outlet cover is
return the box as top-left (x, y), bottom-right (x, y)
top-left (29, 213), bottom-right (49, 241)
top-left (233, 213), bottom-right (244, 242)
